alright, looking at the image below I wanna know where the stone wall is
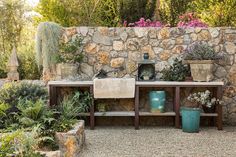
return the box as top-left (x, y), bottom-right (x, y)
top-left (55, 120), bottom-right (85, 157)
top-left (63, 27), bottom-right (236, 125)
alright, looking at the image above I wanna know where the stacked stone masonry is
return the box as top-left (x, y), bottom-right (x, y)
top-left (1, 27), bottom-right (236, 125)
top-left (62, 27), bottom-right (236, 125)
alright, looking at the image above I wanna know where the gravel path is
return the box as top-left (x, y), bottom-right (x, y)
top-left (80, 126), bottom-right (236, 157)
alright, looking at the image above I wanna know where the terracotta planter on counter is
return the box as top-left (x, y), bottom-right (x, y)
top-left (184, 60), bottom-right (214, 82)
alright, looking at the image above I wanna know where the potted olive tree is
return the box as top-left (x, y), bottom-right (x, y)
top-left (184, 42), bottom-right (222, 82)
top-left (54, 36), bottom-right (84, 79)
top-left (181, 90), bottom-right (221, 133)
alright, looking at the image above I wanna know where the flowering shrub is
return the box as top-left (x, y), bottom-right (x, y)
top-left (177, 13), bottom-right (207, 28)
top-left (187, 90), bottom-right (221, 108)
top-left (124, 18), bottom-right (162, 27)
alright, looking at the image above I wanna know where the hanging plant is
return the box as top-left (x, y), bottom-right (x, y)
top-left (35, 22), bottom-right (64, 73)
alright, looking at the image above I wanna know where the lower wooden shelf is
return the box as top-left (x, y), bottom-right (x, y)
top-left (200, 113), bottom-right (218, 117)
top-left (79, 112), bottom-right (218, 117)
top-left (79, 111), bottom-right (135, 117)
top-left (139, 112), bottom-right (176, 116)
top-left (179, 113), bottom-right (218, 117)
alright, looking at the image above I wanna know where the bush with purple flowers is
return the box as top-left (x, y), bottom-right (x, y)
top-left (124, 18), bottom-right (163, 27)
top-left (177, 13), bottom-right (207, 28)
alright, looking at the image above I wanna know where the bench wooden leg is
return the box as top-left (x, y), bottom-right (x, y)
top-left (90, 86), bottom-right (95, 130)
top-left (49, 85), bottom-right (57, 106)
top-left (216, 86), bottom-right (223, 130)
top-left (174, 87), bottom-right (180, 128)
top-left (135, 86), bottom-right (139, 130)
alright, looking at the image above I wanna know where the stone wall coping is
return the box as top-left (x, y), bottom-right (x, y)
top-left (72, 26), bottom-right (236, 29)
top-left (48, 80), bottom-right (224, 86)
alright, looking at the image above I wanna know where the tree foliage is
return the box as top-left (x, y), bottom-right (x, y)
top-left (0, 0), bottom-right (25, 51)
top-left (35, 0), bottom-right (121, 27)
top-left (0, 0), bottom-right (26, 76)
top-left (119, 0), bottom-right (157, 24)
top-left (190, 0), bottom-right (236, 27)
top-left (158, 0), bottom-right (193, 26)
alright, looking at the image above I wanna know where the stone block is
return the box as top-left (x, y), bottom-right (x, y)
top-left (56, 120), bottom-right (85, 157)
top-left (92, 31), bottom-right (112, 45)
top-left (158, 28), bottom-right (170, 39)
top-left (159, 50), bottom-right (171, 61)
top-left (134, 27), bottom-right (148, 38)
top-left (197, 30), bottom-right (211, 40)
top-left (84, 43), bottom-right (98, 54)
top-left (113, 41), bottom-right (124, 51)
top-left (97, 51), bottom-right (110, 64)
top-left (80, 63), bottom-right (94, 77)
top-left (225, 42), bottom-right (236, 54)
top-left (110, 58), bottom-right (125, 68)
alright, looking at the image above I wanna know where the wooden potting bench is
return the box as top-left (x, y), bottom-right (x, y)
top-left (48, 81), bottom-right (224, 130)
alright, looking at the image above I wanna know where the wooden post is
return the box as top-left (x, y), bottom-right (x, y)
top-left (135, 86), bottom-right (140, 130)
top-left (90, 85), bottom-right (95, 130)
top-left (216, 86), bottom-right (223, 130)
top-left (174, 87), bottom-right (180, 128)
top-left (49, 85), bottom-right (57, 106)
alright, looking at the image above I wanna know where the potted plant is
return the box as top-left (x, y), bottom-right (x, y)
top-left (181, 90), bottom-right (221, 133)
top-left (184, 42), bottom-right (222, 82)
top-left (97, 103), bottom-right (107, 112)
top-left (54, 36), bottom-right (84, 79)
top-left (140, 70), bottom-right (153, 81)
top-left (161, 58), bottom-right (191, 81)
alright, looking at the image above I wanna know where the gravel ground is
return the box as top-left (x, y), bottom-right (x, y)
top-left (80, 126), bottom-right (236, 157)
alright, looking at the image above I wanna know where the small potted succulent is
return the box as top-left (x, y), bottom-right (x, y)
top-left (184, 42), bottom-right (222, 82)
top-left (181, 90), bottom-right (221, 133)
top-left (140, 70), bottom-right (153, 81)
top-left (54, 36), bottom-right (84, 79)
top-left (97, 103), bottom-right (107, 112)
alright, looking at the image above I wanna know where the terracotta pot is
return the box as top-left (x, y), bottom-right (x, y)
top-left (56, 63), bottom-right (79, 79)
top-left (184, 60), bottom-right (215, 82)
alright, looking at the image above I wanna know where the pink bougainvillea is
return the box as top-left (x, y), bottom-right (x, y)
top-left (177, 13), bottom-right (207, 28)
top-left (124, 18), bottom-right (163, 27)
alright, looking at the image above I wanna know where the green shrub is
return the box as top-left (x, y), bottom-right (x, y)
top-left (161, 58), bottom-right (190, 81)
top-left (0, 128), bottom-right (44, 157)
top-left (53, 36), bottom-right (83, 64)
top-left (0, 88), bottom-right (91, 150)
top-left (17, 99), bottom-right (55, 128)
top-left (53, 91), bottom-right (92, 132)
top-left (0, 102), bottom-right (10, 129)
top-left (0, 69), bottom-right (7, 78)
top-left (0, 82), bottom-right (48, 109)
top-left (18, 48), bottom-right (42, 80)
top-left (158, 0), bottom-right (192, 26)
top-left (190, 0), bottom-right (236, 27)
top-left (120, 0), bottom-right (156, 24)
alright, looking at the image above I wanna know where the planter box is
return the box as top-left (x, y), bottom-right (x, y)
top-left (55, 120), bottom-right (85, 157)
top-left (56, 63), bottom-right (79, 80)
top-left (184, 60), bottom-right (214, 82)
